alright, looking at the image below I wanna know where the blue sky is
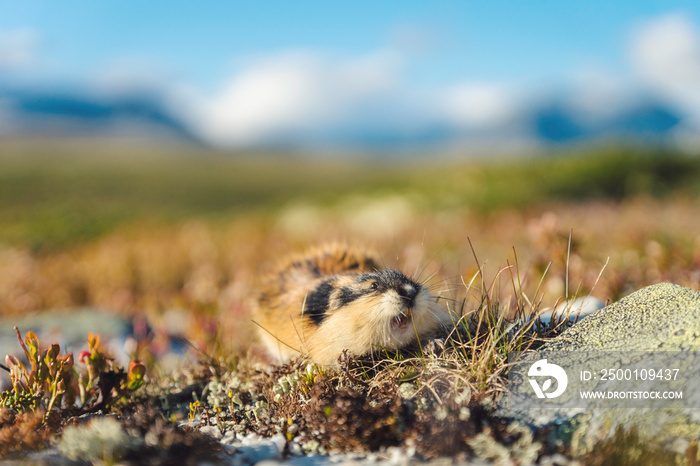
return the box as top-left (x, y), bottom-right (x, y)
top-left (5, 0), bottom-right (698, 87)
top-left (3, 1), bottom-right (700, 149)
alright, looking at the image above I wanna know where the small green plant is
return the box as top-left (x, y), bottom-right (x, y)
top-left (2, 328), bottom-right (76, 415)
top-left (77, 331), bottom-right (146, 409)
top-left (1, 327), bottom-right (146, 419)
top-left (188, 399), bottom-right (201, 426)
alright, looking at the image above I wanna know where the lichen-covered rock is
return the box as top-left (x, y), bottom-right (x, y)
top-left (499, 283), bottom-right (700, 457)
top-left (57, 417), bottom-right (142, 463)
top-left (545, 283), bottom-right (700, 352)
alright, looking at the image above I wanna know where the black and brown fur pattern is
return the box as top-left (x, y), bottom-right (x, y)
top-left (255, 244), bottom-right (451, 365)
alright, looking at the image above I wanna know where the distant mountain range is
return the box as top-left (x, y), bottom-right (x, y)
top-left (531, 102), bottom-right (681, 143)
top-left (1, 86), bottom-right (202, 144)
top-left (0, 85), bottom-right (685, 150)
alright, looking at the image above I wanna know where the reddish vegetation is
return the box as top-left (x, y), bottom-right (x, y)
top-left (1, 197), bottom-right (699, 360)
top-left (1, 194), bottom-right (699, 461)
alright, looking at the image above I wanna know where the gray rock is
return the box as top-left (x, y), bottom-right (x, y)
top-left (233, 438), bottom-right (283, 464)
top-left (199, 425), bottom-right (224, 440)
top-left (268, 434), bottom-right (287, 455)
top-left (0, 449), bottom-right (74, 466)
top-left (221, 431), bottom-right (238, 445)
top-left (544, 283), bottom-right (700, 352)
top-left (537, 296), bottom-right (605, 326)
top-left (499, 283), bottom-right (700, 456)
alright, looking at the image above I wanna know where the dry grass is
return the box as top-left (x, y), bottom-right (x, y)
top-left (2, 196), bottom-right (699, 360)
top-left (1, 142), bottom-right (700, 460)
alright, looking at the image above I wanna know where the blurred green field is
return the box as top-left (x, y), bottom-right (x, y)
top-left (1, 138), bottom-right (700, 371)
top-left (2, 140), bottom-right (700, 250)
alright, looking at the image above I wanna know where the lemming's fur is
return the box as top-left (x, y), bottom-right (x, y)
top-left (255, 244), bottom-right (451, 365)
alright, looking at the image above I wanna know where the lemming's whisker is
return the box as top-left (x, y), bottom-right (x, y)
top-left (416, 272), bottom-right (447, 292)
top-left (422, 273), bottom-right (469, 285)
top-left (369, 331), bottom-right (377, 366)
top-left (427, 285), bottom-right (488, 302)
top-left (419, 266), bottom-right (449, 287)
top-left (434, 295), bottom-right (463, 305)
top-left (422, 275), bottom-right (468, 290)
top-left (420, 265), bottom-right (457, 282)
top-left (423, 277), bottom-right (470, 286)
top-left (426, 308), bottom-right (451, 333)
top-left (414, 244), bottom-right (448, 285)
top-left (431, 286), bottom-right (466, 295)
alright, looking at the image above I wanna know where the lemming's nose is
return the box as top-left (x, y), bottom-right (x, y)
top-left (401, 283), bottom-right (418, 300)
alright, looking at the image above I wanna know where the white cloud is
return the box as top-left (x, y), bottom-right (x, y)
top-left (194, 49), bottom-right (404, 146)
top-left (630, 13), bottom-right (700, 114)
top-left (438, 82), bottom-right (518, 129)
top-left (567, 68), bottom-right (637, 121)
top-left (9, 13), bottom-right (700, 150)
top-left (95, 58), bottom-right (179, 95)
top-left (0, 28), bottom-right (40, 69)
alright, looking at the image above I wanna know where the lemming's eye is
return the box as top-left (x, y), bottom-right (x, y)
top-left (370, 282), bottom-right (378, 290)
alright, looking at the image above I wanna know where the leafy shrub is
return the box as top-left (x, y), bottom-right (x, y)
top-left (1, 327), bottom-right (145, 418)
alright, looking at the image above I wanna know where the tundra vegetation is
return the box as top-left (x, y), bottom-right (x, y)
top-left (1, 140), bottom-right (699, 463)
